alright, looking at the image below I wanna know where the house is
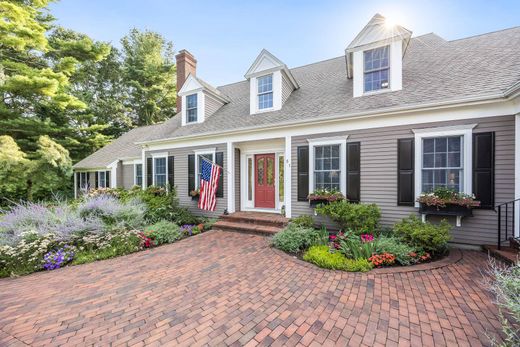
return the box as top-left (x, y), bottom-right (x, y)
top-left (73, 14), bottom-right (520, 247)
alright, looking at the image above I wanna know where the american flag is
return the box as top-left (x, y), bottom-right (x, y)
top-left (198, 158), bottom-right (221, 211)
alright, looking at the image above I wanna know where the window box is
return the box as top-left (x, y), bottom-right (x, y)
top-left (309, 198), bottom-right (332, 207)
top-left (308, 190), bottom-right (345, 207)
top-left (418, 203), bottom-right (473, 217)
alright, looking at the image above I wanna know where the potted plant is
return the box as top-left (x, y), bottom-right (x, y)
top-left (190, 188), bottom-right (200, 201)
top-left (417, 187), bottom-right (480, 217)
top-left (307, 189), bottom-right (346, 207)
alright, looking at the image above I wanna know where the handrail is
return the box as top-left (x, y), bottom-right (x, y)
top-left (495, 197), bottom-right (520, 210)
top-left (496, 198), bottom-right (519, 250)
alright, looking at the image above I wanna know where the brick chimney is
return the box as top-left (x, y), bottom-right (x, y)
top-left (175, 49), bottom-right (197, 114)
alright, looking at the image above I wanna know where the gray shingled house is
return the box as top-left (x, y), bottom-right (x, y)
top-left (74, 14), bottom-right (520, 247)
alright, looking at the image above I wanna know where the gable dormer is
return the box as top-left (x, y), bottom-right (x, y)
top-left (245, 49), bottom-right (299, 115)
top-left (346, 14), bottom-right (412, 98)
top-left (178, 73), bottom-right (230, 126)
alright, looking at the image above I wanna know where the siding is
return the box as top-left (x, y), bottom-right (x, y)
top-left (204, 93), bottom-right (224, 120)
top-left (281, 72), bottom-right (293, 104)
top-left (291, 115), bottom-right (515, 246)
top-left (122, 164), bottom-right (134, 189)
top-left (146, 143), bottom-right (228, 218)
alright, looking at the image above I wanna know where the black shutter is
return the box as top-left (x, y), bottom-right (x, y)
top-left (216, 152), bottom-right (224, 198)
top-left (473, 132), bottom-right (495, 209)
top-left (86, 172), bottom-right (91, 188)
top-left (168, 155), bottom-right (174, 189)
top-left (188, 154), bottom-right (195, 196)
top-left (297, 146), bottom-right (309, 201)
top-left (95, 172), bottom-right (99, 188)
top-left (76, 172), bottom-right (80, 189)
top-left (146, 157), bottom-right (153, 187)
top-left (106, 171), bottom-right (110, 188)
top-left (398, 138), bottom-right (415, 206)
top-left (346, 142), bottom-right (360, 203)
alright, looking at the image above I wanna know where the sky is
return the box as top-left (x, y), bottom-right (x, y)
top-left (50, 0), bottom-right (519, 86)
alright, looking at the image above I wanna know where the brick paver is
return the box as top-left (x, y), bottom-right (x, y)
top-left (0, 230), bottom-right (504, 346)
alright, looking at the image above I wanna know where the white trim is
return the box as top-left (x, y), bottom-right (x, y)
top-left (182, 91), bottom-right (205, 126)
top-left (515, 114), bottom-right (520, 237)
top-left (284, 135), bottom-right (292, 218)
top-left (227, 142), bottom-right (235, 213)
top-left (141, 147), bottom-right (147, 190)
top-left (250, 70), bottom-right (282, 114)
top-left (413, 124), bottom-right (476, 207)
top-left (151, 152), bottom-right (169, 158)
top-left (307, 137), bottom-right (348, 196)
top-left (134, 162), bottom-right (143, 187)
top-left (194, 148), bottom-right (216, 189)
top-left (97, 171), bottom-right (107, 189)
top-left (152, 155), bottom-right (168, 187)
top-left (74, 172), bottom-right (77, 198)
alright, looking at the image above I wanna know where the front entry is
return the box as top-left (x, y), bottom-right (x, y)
top-left (254, 153), bottom-right (276, 208)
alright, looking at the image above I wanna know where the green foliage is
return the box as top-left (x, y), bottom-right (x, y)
top-left (271, 224), bottom-right (328, 254)
top-left (0, 136), bottom-right (29, 204)
top-left (393, 215), bottom-right (451, 254)
top-left (315, 201), bottom-right (381, 234)
top-left (303, 245), bottom-right (373, 272)
top-left (338, 233), bottom-right (377, 260)
top-left (144, 220), bottom-right (181, 245)
top-left (375, 236), bottom-right (416, 265)
top-left (72, 230), bottom-right (141, 265)
top-left (290, 215), bottom-right (315, 228)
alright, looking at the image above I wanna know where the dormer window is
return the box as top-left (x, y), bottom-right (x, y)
top-left (186, 94), bottom-right (198, 123)
top-left (364, 45), bottom-right (390, 92)
top-left (257, 75), bottom-right (273, 110)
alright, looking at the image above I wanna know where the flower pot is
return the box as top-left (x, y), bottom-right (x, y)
top-left (419, 203), bottom-right (473, 217)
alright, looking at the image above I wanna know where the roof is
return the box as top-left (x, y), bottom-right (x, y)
top-left (73, 124), bottom-right (162, 168)
top-left (76, 27), bottom-right (520, 169)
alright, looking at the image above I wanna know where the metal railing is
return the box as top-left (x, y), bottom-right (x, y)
top-left (496, 198), bottom-right (520, 250)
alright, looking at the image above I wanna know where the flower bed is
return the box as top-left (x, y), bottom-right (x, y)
top-left (0, 187), bottom-right (216, 278)
top-left (307, 189), bottom-right (345, 207)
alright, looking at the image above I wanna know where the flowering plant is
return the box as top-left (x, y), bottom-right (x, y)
top-left (137, 232), bottom-right (154, 248)
top-left (360, 234), bottom-right (374, 243)
top-left (368, 253), bottom-right (396, 267)
top-left (190, 189), bottom-right (200, 197)
top-left (307, 189), bottom-right (345, 202)
top-left (417, 187), bottom-right (480, 208)
top-left (43, 246), bottom-right (75, 270)
top-left (180, 224), bottom-right (202, 236)
top-left (408, 251), bottom-right (431, 263)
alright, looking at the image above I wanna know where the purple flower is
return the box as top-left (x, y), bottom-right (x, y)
top-left (43, 247), bottom-right (75, 271)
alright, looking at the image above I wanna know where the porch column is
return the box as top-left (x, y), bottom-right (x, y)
top-left (515, 114), bottom-right (520, 237)
top-left (73, 171), bottom-right (77, 198)
top-left (284, 135), bottom-right (292, 218)
top-left (227, 141), bottom-right (235, 213)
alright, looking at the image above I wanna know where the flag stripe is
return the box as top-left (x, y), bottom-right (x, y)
top-left (198, 159), bottom-right (221, 212)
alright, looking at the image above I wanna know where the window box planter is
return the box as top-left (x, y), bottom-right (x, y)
top-left (309, 198), bottom-right (331, 207)
top-left (307, 191), bottom-right (345, 208)
top-left (419, 203), bottom-right (474, 227)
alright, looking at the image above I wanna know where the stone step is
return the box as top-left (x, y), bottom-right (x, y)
top-left (213, 220), bottom-right (283, 236)
top-left (220, 212), bottom-right (289, 228)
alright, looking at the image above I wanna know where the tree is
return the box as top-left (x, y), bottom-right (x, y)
top-left (0, 135), bottom-right (29, 204)
top-left (121, 28), bottom-right (177, 126)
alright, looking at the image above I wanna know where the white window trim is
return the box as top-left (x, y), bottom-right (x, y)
top-left (257, 74), bottom-right (274, 112)
top-left (181, 90), bottom-right (205, 126)
top-left (194, 148), bottom-right (216, 189)
top-left (186, 93), bottom-right (199, 124)
top-left (97, 171), bottom-right (107, 188)
top-left (249, 70), bottom-right (282, 114)
top-left (413, 124), bottom-right (476, 207)
top-left (152, 154), bottom-right (168, 187)
top-left (363, 45), bottom-right (391, 94)
top-left (133, 160), bottom-right (143, 187)
top-left (79, 172), bottom-right (88, 190)
top-left (307, 136), bottom-right (348, 196)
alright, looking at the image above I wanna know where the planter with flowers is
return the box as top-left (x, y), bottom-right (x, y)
top-left (417, 187), bottom-right (480, 226)
top-left (190, 189), bottom-right (200, 201)
top-left (307, 189), bottom-right (346, 207)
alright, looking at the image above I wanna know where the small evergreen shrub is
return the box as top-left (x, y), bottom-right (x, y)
top-left (144, 220), bottom-right (181, 245)
top-left (344, 258), bottom-right (373, 272)
top-left (315, 201), bottom-right (381, 234)
top-left (303, 245), bottom-right (373, 272)
top-left (375, 236), bottom-right (416, 265)
top-left (393, 215), bottom-right (451, 254)
top-left (271, 224), bottom-right (328, 254)
top-left (290, 215), bottom-right (315, 228)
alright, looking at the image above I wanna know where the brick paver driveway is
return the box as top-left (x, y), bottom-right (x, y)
top-left (0, 230), bottom-right (503, 346)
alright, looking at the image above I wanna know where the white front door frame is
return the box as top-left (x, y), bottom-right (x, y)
top-left (515, 114), bottom-right (520, 237)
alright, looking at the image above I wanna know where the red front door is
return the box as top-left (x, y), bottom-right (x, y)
top-left (255, 154), bottom-right (276, 208)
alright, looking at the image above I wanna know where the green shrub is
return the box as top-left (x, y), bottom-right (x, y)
top-left (303, 245), bottom-right (373, 272)
top-left (393, 215), bottom-right (451, 254)
top-left (375, 236), bottom-right (416, 265)
top-left (290, 215), bottom-right (315, 228)
top-left (338, 233), bottom-right (377, 259)
top-left (271, 224), bottom-right (328, 254)
top-left (315, 201), bottom-right (381, 234)
top-left (144, 220), bottom-right (182, 245)
top-left (72, 229), bottom-right (141, 265)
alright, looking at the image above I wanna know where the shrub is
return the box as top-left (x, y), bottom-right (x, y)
top-left (337, 232), bottom-right (377, 259)
top-left (303, 245), bottom-right (373, 272)
top-left (144, 221), bottom-right (181, 245)
top-left (393, 215), bottom-right (451, 254)
top-left (315, 201), bottom-right (381, 234)
top-left (290, 215), bottom-right (315, 228)
top-left (271, 224), bottom-right (328, 254)
top-left (375, 236), bottom-right (416, 265)
top-left (77, 195), bottom-right (146, 229)
top-left (368, 253), bottom-right (396, 267)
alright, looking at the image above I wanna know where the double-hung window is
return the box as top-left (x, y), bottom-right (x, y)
top-left (196, 152), bottom-right (215, 187)
top-left (421, 136), bottom-right (463, 192)
top-left (79, 172), bottom-right (88, 190)
top-left (257, 74), bottom-right (273, 110)
top-left (135, 163), bottom-right (143, 187)
top-left (98, 171), bottom-right (107, 188)
top-left (154, 157), bottom-right (167, 187)
top-left (186, 94), bottom-right (198, 123)
top-left (314, 145), bottom-right (341, 191)
top-left (364, 45), bottom-right (390, 92)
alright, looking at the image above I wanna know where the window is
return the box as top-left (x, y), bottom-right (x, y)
top-left (154, 157), bottom-right (167, 187)
top-left (257, 75), bottom-right (273, 110)
top-left (314, 145), bottom-right (341, 191)
top-left (98, 171), bottom-right (107, 188)
top-left (279, 155), bottom-right (284, 203)
top-left (364, 45), bottom-right (390, 92)
top-left (422, 136), bottom-right (463, 192)
top-left (196, 152), bottom-right (215, 188)
top-left (186, 94), bottom-right (198, 123)
top-left (79, 172), bottom-right (88, 190)
top-left (135, 163), bottom-right (143, 187)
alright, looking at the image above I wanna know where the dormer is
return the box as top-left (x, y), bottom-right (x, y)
top-left (345, 14), bottom-right (412, 98)
top-left (245, 49), bottom-right (299, 115)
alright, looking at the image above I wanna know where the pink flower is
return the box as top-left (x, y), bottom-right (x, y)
top-left (329, 235), bottom-right (337, 241)
top-left (360, 234), bottom-right (374, 243)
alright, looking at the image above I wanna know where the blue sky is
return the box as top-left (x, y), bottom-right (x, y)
top-left (50, 0), bottom-right (519, 86)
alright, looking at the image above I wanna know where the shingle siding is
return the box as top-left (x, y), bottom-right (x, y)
top-left (281, 72), bottom-right (293, 105)
top-left (291, 115), bottom-right (514, 246)
top-left (204, 93), bottom-right (224, 120)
